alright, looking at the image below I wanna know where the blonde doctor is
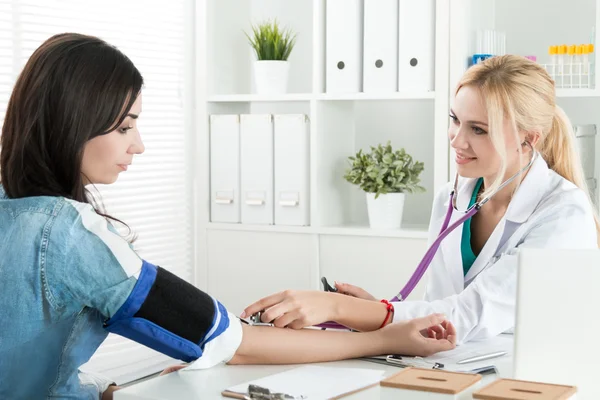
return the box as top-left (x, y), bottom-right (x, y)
top-left (242, 55), bottom-right (600, 344)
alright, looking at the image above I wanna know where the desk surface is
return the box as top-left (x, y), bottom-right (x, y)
top-left (115, 357), bottom-right (514, 400)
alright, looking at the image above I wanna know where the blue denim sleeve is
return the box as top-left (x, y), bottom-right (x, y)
top-left (45, 200), bottom-right (140, 318)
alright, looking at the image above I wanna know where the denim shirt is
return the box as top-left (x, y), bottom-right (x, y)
top-left (0, 184), bottom-right (243, 399)
top-left (0, 185), bottom-right (139, 399)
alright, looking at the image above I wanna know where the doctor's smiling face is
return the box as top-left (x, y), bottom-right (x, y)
top-left (448, 85), bottom-right (524, 180)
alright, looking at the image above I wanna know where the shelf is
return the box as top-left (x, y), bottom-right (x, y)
top-left (208, 92), bottom-right (436, 103)
top-left (318, 224), bottom-right (429, 239)
top-left (207, 222), bottom-right (429, 239)
top-left (206, 89), bottom-right (596, 102)
top-left (208, 94), bottom-right (313, 103)
top-left (316, 92), bottom-right (435, 101)
top-left (207, 222), bottom-right (314, 234)
top-left (556, 88), bottom-right (600, 98)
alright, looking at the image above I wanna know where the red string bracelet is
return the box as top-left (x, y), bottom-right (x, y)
top-left (379, 299), bottom-right (394, 328)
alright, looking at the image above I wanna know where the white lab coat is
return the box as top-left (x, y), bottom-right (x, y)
top-left (391, 155), bottom-right (598, 343)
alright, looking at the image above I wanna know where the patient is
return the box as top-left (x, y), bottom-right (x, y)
top-left (0, 33), bottom-right (455, 400)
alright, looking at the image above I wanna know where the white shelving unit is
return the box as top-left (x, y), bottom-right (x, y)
top-left (449, 0), bottom-right (600, 197)
top-left (195, 0), bottom-right (600, 315)
top-left (556, 88), bottom-right (600, 98)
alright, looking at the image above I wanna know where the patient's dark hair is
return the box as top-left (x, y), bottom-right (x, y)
top-left (0, 33), bottom-right (143, 206)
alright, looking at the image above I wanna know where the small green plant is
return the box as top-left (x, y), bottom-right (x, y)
top-left (244, 19), bottom-right (297, 61)
top-left (344, 141), bottom-right (425, 198)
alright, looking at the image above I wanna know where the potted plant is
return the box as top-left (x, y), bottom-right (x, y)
top-left (343, 142), bottom-right (425, 229)
top-left (245, 19), bottom-right (297, 94)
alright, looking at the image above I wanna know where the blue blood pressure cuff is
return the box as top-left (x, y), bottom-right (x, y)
top-left (104, 261), bottom-right (231, 362)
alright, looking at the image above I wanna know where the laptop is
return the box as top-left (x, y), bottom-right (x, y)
top-left (514, 248), bottom-right (600, 399)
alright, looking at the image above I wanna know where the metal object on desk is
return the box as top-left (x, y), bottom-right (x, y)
top-left (461, 365), bottom-right (498, 375)
top-left (386, 354), bottom-right (444, 370)
top-left (457, 350), bottom-right (507, 365)
top-left (221, 384), bottom-right (305, 400)
top-left (248, 384), bottom-right (298, 399)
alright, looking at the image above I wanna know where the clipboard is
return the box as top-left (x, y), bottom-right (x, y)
top-left (220, 366), bottom-right (385, 399)
top-left (221, 384), bottom-right (381, 400)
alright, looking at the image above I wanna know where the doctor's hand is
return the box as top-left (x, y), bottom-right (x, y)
top-left (241, 290), bottom-right (338, 329)
top-left (379, 314), bottom-right (457, 357)
top-left (334, 281), bottom-right (377, 301)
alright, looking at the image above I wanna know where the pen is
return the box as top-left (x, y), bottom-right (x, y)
top-left (457, 351), bottom-right (507, 365)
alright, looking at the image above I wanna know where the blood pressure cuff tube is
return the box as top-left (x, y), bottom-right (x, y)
top-left (104, 261), bottom-right (231, 362)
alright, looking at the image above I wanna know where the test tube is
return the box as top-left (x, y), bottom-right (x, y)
top-left (567, 45), bottom-right (576, 87)
top-left (582, 44), bottom-right (590, 74)
top-left (574, 45), bottom-right (583, 85)
top-left (557, 44), bottom-right (567, 86)
top-left (548, 45), bottom-right (557, 78)
top-left (549, 45), bottom-right (558, 65)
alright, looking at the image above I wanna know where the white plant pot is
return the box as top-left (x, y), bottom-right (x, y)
top-left (253, 60), bottom-right (290, 94)
top-left (366, 192), bottom-right (406, 229)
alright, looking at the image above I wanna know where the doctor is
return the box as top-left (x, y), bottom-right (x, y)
top-left (243, 55), bottom-right (600, 343)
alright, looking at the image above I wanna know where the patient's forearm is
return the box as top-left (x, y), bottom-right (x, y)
top-left (228, 324), bottom-right (385, 365)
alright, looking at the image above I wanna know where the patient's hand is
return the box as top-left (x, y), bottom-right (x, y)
top-left (378, 314), bottom-right (457, 357)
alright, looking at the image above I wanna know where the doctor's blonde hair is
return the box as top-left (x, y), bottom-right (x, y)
top-left (456, 55), bottom-right (600, 245)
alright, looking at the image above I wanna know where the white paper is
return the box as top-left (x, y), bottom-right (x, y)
top-left (423, 334), bottom-right (513, 367)
top-left (226, 366), bottom-right (384, 399)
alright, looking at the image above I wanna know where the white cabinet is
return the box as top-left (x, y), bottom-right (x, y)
top-left (319, 235), bottom-right (429, 302)
top-left (206, 230), bottom-right (316, 315)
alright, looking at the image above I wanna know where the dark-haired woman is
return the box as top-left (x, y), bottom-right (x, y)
top-left (0, 33), bottom-right (455, 400)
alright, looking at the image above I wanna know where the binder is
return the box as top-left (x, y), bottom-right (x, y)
top-left (363, 0), bottom-right (399, 92)
top-left (274, 114), bottom-right (310, 226)
top-left (326, 0), bottom-right (363, 93)
top-left (209, 114), bottom-right (240, 223)
top-left (398, 0), bottom-right (435, 92)
top-left (240, 114), bottom-right (274, 225)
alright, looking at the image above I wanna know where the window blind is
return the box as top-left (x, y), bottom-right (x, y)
top-left (0, 0), bottom-right (195, 384)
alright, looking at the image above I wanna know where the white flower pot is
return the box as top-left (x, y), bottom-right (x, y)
top-left (366, 192), bottom-right (406, 229)
top-left (253, 60), bottom-right (290, 94)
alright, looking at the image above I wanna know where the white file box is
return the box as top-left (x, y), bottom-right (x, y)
top-left (398, 0), bottom-right (435, 92)
top-left (210, 114), bottom-right (240, 223)
top-left (473, 378), bottom-right (577, 400)
top-left (326, 0), bottom-right (363, 93)
top-left (363, 0), bottom-right (399, 92)
top-left (380, 368), bottom-right (482, 400)
top-left (240, 114), bottom-right (274, 225)
top-left (274, 114), bottom-right (310, 226)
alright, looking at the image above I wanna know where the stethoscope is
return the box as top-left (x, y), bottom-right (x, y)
top-left (317, 143), bottom-right (538, 330)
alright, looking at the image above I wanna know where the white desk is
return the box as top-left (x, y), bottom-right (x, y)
top-left (115, 357), bottom-right (514, 399)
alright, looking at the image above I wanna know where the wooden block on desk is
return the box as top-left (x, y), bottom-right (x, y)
top-left (473, 378), bottom-right (577, 400)
top-left (380, 367), bottom-right (482, 400)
